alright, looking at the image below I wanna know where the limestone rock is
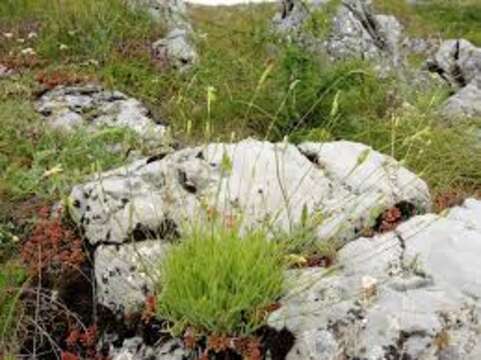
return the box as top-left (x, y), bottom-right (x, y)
top-left (326, 0), bottom-right (405, 70)
top-left (95, 240), bottom-right (169, 315)
top-left (110, 337), bottom-right (187, 360)
top-left (152, 28), bottom-right (198, 71)
top-left (441, 75), bottom-right (481, 119)
top-left (35, 85), bottom-right (169, 148)
top-left (427, 39), bottom-right (481, 88)
top-left (269, 199), bottom-right (481, 359)
top-left (70, 139), bottom-right (430, 315)
top-left (70, 139), bottom-right (430, 247)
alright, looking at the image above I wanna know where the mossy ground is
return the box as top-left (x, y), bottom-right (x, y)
top-left (0, 0), bottom-right (481, 355)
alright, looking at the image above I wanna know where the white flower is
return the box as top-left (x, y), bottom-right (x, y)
top-left (17, 38), bottom-right (25, 43)
top-left (3, 32), bottom-right (13, 39)
top-left (27, 32), bottom-right (38, 39)
top-left (59, 44), bottom-right (69, 51)
top-left (20, 47), bottom-right (36, 56)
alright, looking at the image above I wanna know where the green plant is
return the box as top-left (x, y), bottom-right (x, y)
top-left (0, 260), bottom-right (27, 355)
top-left (0, 0), bottom-right (162, 63)
top-left (0, 95), bottom-right (141, 202)
top-left (156, 222), bottom-right (284, 336)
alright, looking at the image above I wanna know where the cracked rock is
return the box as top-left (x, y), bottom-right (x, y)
top-left (326, 0), bottom-right (405, 71)
top-left (70, 139), bottom-right (429, 316)
top-left (427, 39), bottom-right (481, 89)
top-left (35, 85), bottom-right (169, 149)
top-left (152, 28), bottom-right (198, 71)
top-left (110, 337), bottom-right (187, 360)
top-left (269, 198), bottom-right (481, 359)
top-left (95, 240), bottom-right (169, 315)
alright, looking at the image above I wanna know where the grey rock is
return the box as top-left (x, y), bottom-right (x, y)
top-left (70, 139), bottom-right (429, 315)
top-left (35, 85), bottom-right (169, 148)
top-left (95, 240), bottom-right (168, 315)
top-left (71, 139), bottom-right (430, 247)
top-left (273, 0), bottom-right (406, 73)
top-left (127, 0), bottom-right (198, 71)
top-left (326, 0), bottom-right (405, 71)
top-left (110, 337), bottom-right (187, 360)
top-left (152, 28), bottom-right (198, 71)
top-left (127, 0), bottom-right (189, 28)
top-left (269, 199), bottom-right (481, 359)
top-left (0, 64), bottom-right (14, 78)
top-left (427, 39), bottom-right (481, 88)
top-left (441, 75), bottom-right (481, 119)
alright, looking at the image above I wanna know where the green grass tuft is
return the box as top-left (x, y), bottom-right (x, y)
top-left (156, 222), bottom-right (284, 336)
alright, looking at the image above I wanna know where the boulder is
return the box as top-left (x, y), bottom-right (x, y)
top-left (441, 75), bottom-right (481, 119)
top-left (35, 85), bottom-right (169, 148)
top-left (70, 139), bottom-right (430, 247)
top-left (127, 0), bottom-right (198, 71)
top-left (326, 0), bottom-right (404, 69)
top-left (152, 28), bottom-right (198, 71)
top-left (273, 0), bottom-right (406, 73)
top-left (268, 198), bottom-right (481, 359)
top-left (427, 39), bottom-right (481, 88)
top-left (70, 139), bottom-right (430, 315)
top-left (95, 241), bottom-right (168, 315)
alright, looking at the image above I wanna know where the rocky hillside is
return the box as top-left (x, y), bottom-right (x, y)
top-left (0, 0), bottom-right (480, 359)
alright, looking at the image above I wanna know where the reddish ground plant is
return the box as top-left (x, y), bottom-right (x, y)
top-left (35, 69), bottom-right (92, 90)
top-left (374, 201), bottom-right (418, 234)
top-left (21, 207), bottom-right (85, 277)
top-left (434, 187), bottom-right (481, 212)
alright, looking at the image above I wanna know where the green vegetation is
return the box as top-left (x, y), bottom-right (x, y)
top-left (374, 0), bottom-right (481, 45)
top-left (156, 222), bottom-right (284, 336)
top-left (0, 0), bottom-right (162, 62)
top-left (0, 260), bottom-right (26, 355)
top-left (0, 89), bottom-right (141, 203)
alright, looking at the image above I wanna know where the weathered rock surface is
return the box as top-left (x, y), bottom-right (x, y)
top-left (128, 0), bottom-right (198, 70)
top-left (35, 85), bottom-right (169, 147)
top-left (274, 0), bottom-right (406, 72)
top-left (426, 39), bottom-right (481, 119)
top-left (70, 139), bottom-right (430, 315)
top-left (109, 337), bottom-right (186, 360)
top-left (441, 76), bottom-right (481, 119)
top-left (427, 39), bottom-right (481, 89)
top-left (71, 139), bottom-right (430, 247)
top-left (269, 198), bottom-right (481, 359)
top-left (326, 0), bottom-right (404, 69)
top-left (152, 28), bottom-right (198, 70)
top-left (95, 241), bottom-right (168, 315)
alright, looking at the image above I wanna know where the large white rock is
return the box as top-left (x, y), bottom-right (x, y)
top-left (70, 139), bottom-right (430, 247)
top-left (269, 199), bottom-right (481, 359)
top-left (70, 139), bottom-right (429, 316)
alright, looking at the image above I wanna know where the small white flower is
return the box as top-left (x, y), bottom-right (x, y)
top-left (59, 43), bottom-right (69, 51)
top-left (27, 32), bottom-right (38, 39)
top-left (17, 38), bottom-right (25, 43)
top-left (3, 32), bottom-right (13, 39)
top-left (20, 47), bottom-right (36, 56)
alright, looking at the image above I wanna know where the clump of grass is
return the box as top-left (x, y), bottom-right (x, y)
top-left (0, 260), bottom-right (27, 356)
top-left (156, 222), bottom-right (284, 336)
